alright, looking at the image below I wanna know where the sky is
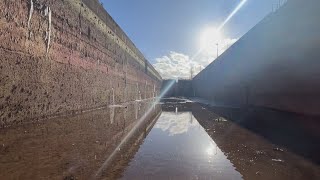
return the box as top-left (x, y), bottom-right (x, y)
top-left (102, 0), bottom-right (280, 79)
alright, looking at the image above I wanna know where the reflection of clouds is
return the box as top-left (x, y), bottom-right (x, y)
top-left (155, 112), bottom-right (198, 136)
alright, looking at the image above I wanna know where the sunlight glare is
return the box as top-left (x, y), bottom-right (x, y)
top-left (200, 27), bottom-right (224, 52)
top-left (206, 147), bottom-right (214, 156)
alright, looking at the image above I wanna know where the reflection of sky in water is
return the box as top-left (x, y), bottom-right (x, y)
top-left (154, 112), bottom-right (197, 136)
top-left (122, 112), bottom-right (243, 180)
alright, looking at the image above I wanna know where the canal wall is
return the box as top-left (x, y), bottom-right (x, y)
top-left (0, 0), bottom-right (162, 127)
top-left (161, 79), bottom-right (193, 97)
top-left (192, 0), bottom-right (320, 116)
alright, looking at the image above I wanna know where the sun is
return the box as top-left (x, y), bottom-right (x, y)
top-left (199, 27), bottom-right (224, 52)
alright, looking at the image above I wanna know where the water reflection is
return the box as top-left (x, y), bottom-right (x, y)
top-left (121, 112), bottom-right (243, 179)
top-left (154, 112), bottom-right (197, 136)
top-left (0, 100), bottom-right (160, 180)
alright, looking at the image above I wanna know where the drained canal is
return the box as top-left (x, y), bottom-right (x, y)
top-left (121, 111), bottom-right (242, 179)
top-left (0, 99), bottom-right (319, 179)
top-left (107, 100), bottom-right (320, 180)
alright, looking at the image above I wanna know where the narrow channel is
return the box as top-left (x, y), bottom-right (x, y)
top-left (106, 99), bottom-right (320, 180)
top-left (121, 111), bottom-right (242, 179)
top-left (1, 99), bottom-right (319, 179)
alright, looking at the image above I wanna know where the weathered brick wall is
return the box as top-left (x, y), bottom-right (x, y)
top-left (0, 0), bottom-right (162, 127)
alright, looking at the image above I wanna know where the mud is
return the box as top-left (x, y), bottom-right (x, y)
top-left (0, 99), bottom-right (161, 179)
top-left (106, 99), bottom-right (320, 180)
top-left (0, 98), bottom-right (319, 180)
top-left (192, 104), bottom-right (320, 180)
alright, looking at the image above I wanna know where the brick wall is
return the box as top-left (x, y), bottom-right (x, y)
top-left (0, 0), bottom-right (162, 127)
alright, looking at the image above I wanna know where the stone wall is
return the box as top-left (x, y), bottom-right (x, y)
top-left (193, 0), bottom-right (320, 116)
top-left (0, 0), bottom-right (162, 127)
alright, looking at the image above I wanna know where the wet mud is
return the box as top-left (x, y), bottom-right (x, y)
top-left (0, 98), bottom-right (319, 180)
top-left (192, 104), bottom-right (320, 180)
top-left (0, 100), bottom-right (161, 179)
top-left (107, 98), bottom-right (320, 180)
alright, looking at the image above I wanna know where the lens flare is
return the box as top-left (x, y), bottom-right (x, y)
top-left (191, 0), bottom-right (247, 63)
top-left (218, 0), bottom-right (248, 31)
top-left (94, 80), bottom-right (176, 178)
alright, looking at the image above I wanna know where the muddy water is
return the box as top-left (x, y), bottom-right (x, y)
top-left (121, 112), bottom-right (243, 179)
top-left (112, 102), bottom-right (320, 180)
top-left (0, 100), bottom-right (161, 180)
top-left (0, 99), bottom-right (320, 180)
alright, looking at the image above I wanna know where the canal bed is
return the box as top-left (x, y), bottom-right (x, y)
top-left (121, 111), bottom-right (242, 179)
top-left (109, 101), bottom-right (320, 180)
top-left (0, 99), bottom-right (319, 179)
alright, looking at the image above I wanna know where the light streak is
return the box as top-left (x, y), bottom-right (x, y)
top-left (218, 0), bottom-right (248, 31)
top-left (192, 0), bottom-right (248, 62)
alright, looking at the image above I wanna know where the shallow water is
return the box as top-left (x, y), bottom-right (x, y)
top-left (121, 111), bottom-right (243, 180)
top-left (0, 100), bottom-right (319, 180)
top-left (112, 102), bottom-right (320, 180)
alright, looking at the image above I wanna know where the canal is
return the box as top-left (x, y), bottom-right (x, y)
top-left (120, 111), bottom-right (242, 179)
top-left (0, 99), bottom-right (319, 179)
top-left (107, 100), bottom-right (320, 180)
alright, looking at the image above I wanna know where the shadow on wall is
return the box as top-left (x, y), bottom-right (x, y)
top-left (192, 0), bottom-right (320, 116)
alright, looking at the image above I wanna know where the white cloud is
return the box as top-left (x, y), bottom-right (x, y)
top-left (153, 38), bottom-right (238, 79)
top-left (155, 112), bottom-right (198, 136)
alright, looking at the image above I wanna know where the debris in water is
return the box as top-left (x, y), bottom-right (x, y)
top-left (255, 150), bottom-right (266, 155)
top-left (272, 159), bottom-right (284, 163)
top-left (273, 147), bottom-right (284, 152)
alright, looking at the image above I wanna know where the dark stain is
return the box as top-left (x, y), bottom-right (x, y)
top-left (11, 85), bottom-right (17, 93)
top-left (63, 175), bottom-right (75, 180)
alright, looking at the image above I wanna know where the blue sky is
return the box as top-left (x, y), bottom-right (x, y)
top-left (102, 0), bottom-right (278, 79)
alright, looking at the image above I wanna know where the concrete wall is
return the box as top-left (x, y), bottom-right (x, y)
top-left (193, 0), bottom-right (320, 116)
top-left (0, 0), bottom-right (162, 127)
top-left (161, 79), bottom-right (193, 97)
